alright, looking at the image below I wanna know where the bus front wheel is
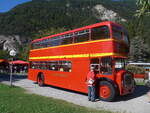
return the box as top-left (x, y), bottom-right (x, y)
top-left (37, 73), bottom-right (45, 87)
top-left (99, 81), bottom-right (115, 102)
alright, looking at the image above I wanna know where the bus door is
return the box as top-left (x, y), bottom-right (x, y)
top-left (90, 58), bottom-right (100, 74)
top-left (90, 57), bottom-right (113, 75)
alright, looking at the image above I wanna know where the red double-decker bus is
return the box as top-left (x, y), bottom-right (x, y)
top-left (28, 21), bottom-right (135, 101)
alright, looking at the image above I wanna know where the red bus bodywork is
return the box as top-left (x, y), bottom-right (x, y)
top-left (28, 21), bottom-right (135, 101)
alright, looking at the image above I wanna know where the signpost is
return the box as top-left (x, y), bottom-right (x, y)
top-left (9, 50), bottom-right (16, 86)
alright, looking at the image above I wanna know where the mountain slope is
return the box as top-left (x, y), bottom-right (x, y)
top-left (0, 0), bottom-right (149, 61)
top-left (0, 0), bottom-right (136, 37)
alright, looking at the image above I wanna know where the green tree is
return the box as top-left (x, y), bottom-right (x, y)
top-left (128, 0), bottom-right (150, 62)
top-left (129, 36), bottom-right (149, 62)
top-left (0, 50), bottom-right (9, 59)
top-left (18, 45), bottom-right (30, 61)
top-left (136, 0), bottom-right (150, 17)
top-left (32, 27), bottom-right (67, 40)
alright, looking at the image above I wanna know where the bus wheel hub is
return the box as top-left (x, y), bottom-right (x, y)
top-left (100, 86), bottom-right (110, 98)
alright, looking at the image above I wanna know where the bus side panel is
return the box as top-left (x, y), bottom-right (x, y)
top-left (28, 58), bottom-right (90, 94)
top-left (28, 69), bottom-right (39, 82)
top-left (69, 58), bottom-right (89, 93)
top-left (29, 41), bottom-right (114, 58)
top-left (44, 70), bottom-right (70, 88)
top-left (42, 58), bottom-right (90, 93)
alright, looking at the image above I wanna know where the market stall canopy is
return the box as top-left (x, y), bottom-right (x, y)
top-left (9, 60), bottom-right (29, 65)
top-left (0, 59), bottom-right (8, 63)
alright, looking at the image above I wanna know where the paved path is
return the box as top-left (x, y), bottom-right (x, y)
top-left (0, 74), bottom-right (150, 113)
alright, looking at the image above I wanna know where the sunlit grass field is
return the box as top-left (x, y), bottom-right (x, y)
top-left (0, 84), bottom-right (114, 113)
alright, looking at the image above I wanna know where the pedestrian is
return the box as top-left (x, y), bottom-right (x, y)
top-left (24, 66), bottom-right (28, 73)
top-left (86, 66), bottom-right (96, 102)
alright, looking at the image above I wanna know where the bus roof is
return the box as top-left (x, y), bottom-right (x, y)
top-left (32, 21), bottom-right (123, 43)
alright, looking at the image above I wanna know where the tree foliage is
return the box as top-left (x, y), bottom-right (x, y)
top-left (33, 28), bottom-right (67, 40)
top-left (0, 0), bottom-right (149, 61)
top-left (0, 50), bottom-right (9, 59)
top-left (136, 0), bottom-right (150, 17)
top-left (126, 64), bottom-right (145, 74)
top-left (129, 36), bottom-right (150, 62)
top-left (0, 0), bottom-right (137, 38)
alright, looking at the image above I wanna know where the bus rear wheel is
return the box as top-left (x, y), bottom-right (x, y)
top-left (99, 81), bottom-right (115, 102)
top-left (37, 73), bottom-right (44, 87)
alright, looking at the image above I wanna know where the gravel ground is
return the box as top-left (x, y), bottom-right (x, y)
top-left (0, 74), bottom-right (150, 113)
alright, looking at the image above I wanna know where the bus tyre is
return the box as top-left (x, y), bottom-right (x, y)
top-left (37, 73), bottom-right (44, 87)
top-left (99, 81), bottom-right (115, 102)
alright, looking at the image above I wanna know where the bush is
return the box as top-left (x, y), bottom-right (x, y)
top-left (126, 64), bottom-right (145, 74)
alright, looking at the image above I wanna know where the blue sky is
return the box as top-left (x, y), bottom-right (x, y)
top-left (0, 0), bottom-right (32, 13)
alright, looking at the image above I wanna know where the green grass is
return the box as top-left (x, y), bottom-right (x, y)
top-left (0, 84), bottom-right (113, 113)
top-left (135, 80), bottom-right (146, 86)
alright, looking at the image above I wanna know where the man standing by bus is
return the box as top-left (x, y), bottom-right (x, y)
top-left (86, 66), bottom-right (96, 102)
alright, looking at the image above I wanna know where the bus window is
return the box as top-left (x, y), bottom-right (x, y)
top-left (49, 61), bottom-right (59, 71)
top-left (45, 61), bottom-right (72, 72)
top-left (90, 58), bottom-right (100, 74)
top-left (123, 33), bottom-right (129, 45)
top-left (90, 57), bottom-right (112, 75)
top-left (30, 61), bottom-right (72, 72)
top-left (91, 26), bottom-right (110, 40)
top-left (50, 36), bottom-right (62, 47)
top-left (32, 42), bottom-right (40, 49)
top-left (41, 62), bottom-right (47, 70)
top-left (59, 61), bottom-right (72, 72)
top-left (62, 33), bottom-right (74, 45)
top-left (100, 57), bottom-right (112, 75)
top-left (44, 39), bottom-right (49, 47)
top-left (115, 58), bottom-right (126, 71)
top-left (38, 41), bottom-right (44, 48)
top-left (74, 30), bottom-right (89, 43)
top-left (30, 61), bottom-right (40, 69)
top-left (30, 61), bottom-right (35, 69)
top-left (112, 25), bottom-right (122, 40)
